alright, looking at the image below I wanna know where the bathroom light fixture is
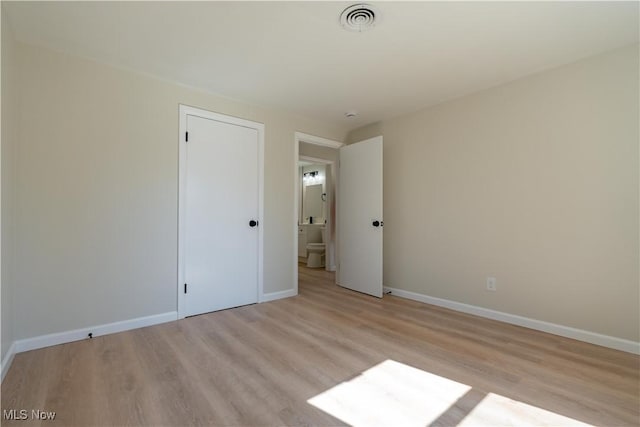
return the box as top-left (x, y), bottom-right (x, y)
top-left (303, 170), bottom-right (321, 185)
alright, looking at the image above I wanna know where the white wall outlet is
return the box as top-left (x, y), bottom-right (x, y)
top-left (486, 277), bottom-right (497, 291)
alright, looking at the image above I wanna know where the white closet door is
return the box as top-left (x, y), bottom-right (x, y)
top-left (184, 114), bottom-right (259, 316)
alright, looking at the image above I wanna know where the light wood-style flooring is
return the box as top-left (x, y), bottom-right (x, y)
top-left (2, 264), bottom-right (639, 426)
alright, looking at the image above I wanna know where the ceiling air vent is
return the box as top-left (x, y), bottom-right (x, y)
top-left (340, 4), bottom-right (379, 32)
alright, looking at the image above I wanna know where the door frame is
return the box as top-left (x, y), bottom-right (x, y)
top-left (178, 104), bottom-right (265, 319)
top-left (293, 132), bottom-right (343, 294)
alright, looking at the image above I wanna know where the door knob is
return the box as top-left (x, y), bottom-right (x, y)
top-left (372, 220), bottom-right (382, 227)
top-left (249, 220), bottom-right (258, 227)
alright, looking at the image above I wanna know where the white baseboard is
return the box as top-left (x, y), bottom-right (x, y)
top-left (1, 341), bottom-right (17, 383)
top-left (261, 288), bottom-right (297, 302)
top-left (14, 311), bottom-right (178, 354)
top-left (383, 286), bottom-right (640, 355)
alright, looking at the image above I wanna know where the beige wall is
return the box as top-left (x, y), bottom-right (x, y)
top-left (4, 34), bottom-right (637, 348)
top-left (348, 45), bottom-right (639, 341)
top-left (299, 142), bottom-right (339, 163)
top-left (1, 8), bottom-right (18, 361)
top-left (10, 42), bottom-right (347, 340)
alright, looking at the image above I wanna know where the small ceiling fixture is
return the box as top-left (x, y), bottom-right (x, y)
top-left (340, 4), bottom-right (379, 32)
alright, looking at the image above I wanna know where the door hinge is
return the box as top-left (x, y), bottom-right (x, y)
top-left (185, 131), bottom-right (189, 142)
top-left (184, 283), bottom-right (188, 294)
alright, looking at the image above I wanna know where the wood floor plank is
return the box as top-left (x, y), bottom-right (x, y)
top-left (2, 264), bottom-right (638, 426)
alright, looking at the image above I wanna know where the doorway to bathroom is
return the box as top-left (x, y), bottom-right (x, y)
top-left (298, 158), bottom-right (332, 267)
top-left (294, 133), bottom-right (342, 293)
top-left (294, 132), bottom-right (384, 299)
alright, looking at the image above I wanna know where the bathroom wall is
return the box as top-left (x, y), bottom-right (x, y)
top-left (303, 224), bottom-right (323, 245)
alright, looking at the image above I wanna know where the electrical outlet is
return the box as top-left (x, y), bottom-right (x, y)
top-left (486, 277), bottom-right (497, 291)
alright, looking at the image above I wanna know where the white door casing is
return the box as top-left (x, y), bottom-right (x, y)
top-left (337, 136), bottom-right (383, 298)
top-left (178, 105), bottom-right (264, 318)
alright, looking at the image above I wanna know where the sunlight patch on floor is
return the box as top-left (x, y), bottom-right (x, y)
top-left (458, 392), bottom-right (590, 427)
top-left (307, 359), bottom-right (471, 427)
top-left (307, 359), bottom-right (592, 427)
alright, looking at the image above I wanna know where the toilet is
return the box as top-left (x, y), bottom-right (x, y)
top-left (306, 227), bottom-right (326, 268)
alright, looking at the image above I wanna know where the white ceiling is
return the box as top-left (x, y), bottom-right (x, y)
top-left (4, 1), bottom-right (638, 131)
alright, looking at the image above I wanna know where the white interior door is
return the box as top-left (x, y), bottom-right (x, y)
top-left (338, 136), bottom-right (383, 297)
top-left (183, 114), bottom-right (259, 316)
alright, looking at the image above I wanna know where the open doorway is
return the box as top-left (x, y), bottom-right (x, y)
top-left (294, 133), bottom-right (343, 294)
